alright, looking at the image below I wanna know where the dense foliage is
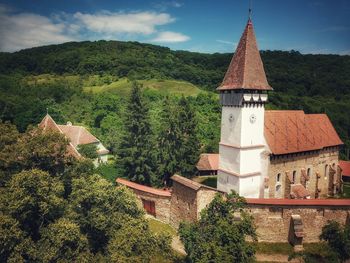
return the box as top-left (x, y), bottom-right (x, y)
top-left (78, 144), bottom-right (98, 159)
top-left (179, 192), bottom-right (257, 263)
top-left (118, 82), bottom-right (156, 186)
top-left (289, 220), bottom-right (350, 262)
top-left (0, 123), bottom-right (172, 262)
top-left (320, 220), bottom-right (350, 261)
top-left (0, 40), bottom-right (350, 172)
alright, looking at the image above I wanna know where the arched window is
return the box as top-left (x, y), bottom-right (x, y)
top-left (292, 171), bottom-right (297, 183)
top-left (307, 168), bottom-right (311, 178)
top-left (324, 165), bottom-right (329, 180)
top-left (276, 173), bottom-right (281, 182)
top-left (275, 184), bottom-right (282, 198)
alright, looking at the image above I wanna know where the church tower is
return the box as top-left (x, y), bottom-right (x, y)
top-left (217, 18), bottom-right (272, 198)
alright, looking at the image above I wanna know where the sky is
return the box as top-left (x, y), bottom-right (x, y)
top-left (0, 0), bottom-right (349, 54)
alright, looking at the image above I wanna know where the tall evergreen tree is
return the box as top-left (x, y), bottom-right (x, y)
top-left (118, 82), bottom-right (155, 186)
top-left (177, 96), bottom-right (201, 178)
top-left (157, 97), bottom-right (182, 185)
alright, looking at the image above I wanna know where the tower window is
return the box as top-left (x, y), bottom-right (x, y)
top-left (276, 173), bottom-right (281, 182)
top-left (307, 168), bottom-right (311, 178)
top-left (324, 165), bottom-right (329, 180)
top-left (292, 171), bottom-right (297, 183)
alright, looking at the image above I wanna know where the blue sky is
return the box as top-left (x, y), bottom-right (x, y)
top-left (0, 0), bottom-right (349, 54)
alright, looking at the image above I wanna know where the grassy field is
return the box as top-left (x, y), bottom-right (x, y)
top-left (84, 78), bottom-right (204, 97)
top-left (148, 218), bottom-right (177, 237)
top-left (252, 242), bottom-right (294, 255)
top-left (192, 175), bottom-right (217, 188)
top-left (23, 74), bottom-right (206, 97)
top-left (342, 182), bottom-right (350, 198)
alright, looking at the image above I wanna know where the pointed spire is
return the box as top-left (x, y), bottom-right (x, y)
top-left (38, 113), bottom-right (60, 131)
top-left (217, 19), bottom-right (272, 91)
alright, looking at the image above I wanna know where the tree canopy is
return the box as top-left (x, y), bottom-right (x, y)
top-left (0, 123), bottom-right (172, 262)
top-left (179, 192), bottom-right (257, 263)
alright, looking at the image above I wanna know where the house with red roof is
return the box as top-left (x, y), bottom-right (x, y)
top-left (196, 153), bottom-right (219, 175)
top-left (39, 114), bottom-right (109, 166)
top-left (216, 17), bottom-right (343, 200)
top-left (339, 160), bottom-right (350, 182)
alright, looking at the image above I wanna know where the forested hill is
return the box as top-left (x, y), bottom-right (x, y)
top-left (1, 40), bottom-right (350, 155)
top-left (1, 40), bottom-right (349, 96)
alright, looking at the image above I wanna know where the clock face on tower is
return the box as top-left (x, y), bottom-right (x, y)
top-left (249, 114), bottom-right (257, 123)
top-left (229, 113), bottom-right (234, 122)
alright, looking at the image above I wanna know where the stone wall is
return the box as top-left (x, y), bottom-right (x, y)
top-left (268, 147), bottom-right (341, 199)
top-left (117, 177), bottom-right (350, 246)
top-left (132, 188), bottom-right (171, 223)
top-left (196, 188), bottom-right (218, 218)
top-left (247, 202), bottom-right (350, 243)
top-left (170, 180), bottom-right (198, 228)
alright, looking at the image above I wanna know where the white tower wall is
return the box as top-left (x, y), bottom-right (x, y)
top-left (217, 101), bottom-right (267, 198)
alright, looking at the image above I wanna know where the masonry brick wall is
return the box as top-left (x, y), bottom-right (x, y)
top-left (131, 189), bottom-right (171, 223)
top-left (248, 204), bottom-right (350, 243)
top-left (268, 147), bottom-right (341, 199)
top-left (196, 188), bottom-right (218, 219)
top-left (170, 181), bottom-right (198, 228)
top-left (118, 177), bottom-right (349, 245)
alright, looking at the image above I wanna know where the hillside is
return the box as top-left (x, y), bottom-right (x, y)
top-left (0, 40), bottom-right (350, 156)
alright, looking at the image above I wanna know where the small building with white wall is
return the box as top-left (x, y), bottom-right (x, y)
top-left (39, 114), bottom-right (109, 165)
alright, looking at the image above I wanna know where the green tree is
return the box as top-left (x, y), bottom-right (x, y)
top-left (0, 214), bottom-right (29, 262)
top-left (118, 82), bottom-right (156, 186)
top-left (78, 143), bottom-right (98, 159)
top-left (0, 123), bottom-right (73, 176)
top-left (0, 169), bottom-right (65, 241)
top-left (179, 191), bottom-right (257, 263)
top-left (320, 221), bottom-right (350, 262)
top-left (36, 218), bottom-right (92, 262)
top-left (0, 124), bottom-right (172, 262)
top-left (157, 97), bottom-right (182, 185)
top-left (177, 96), bottom-right (200, 177)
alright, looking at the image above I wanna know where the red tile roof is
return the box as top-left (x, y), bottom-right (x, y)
top-left (171, 174), bottom-right (218, 191)
top-left (58, 125), bottom-right (99, 147)
top-left (196, 153), bottom-right (219, 171)
top-left (246, 198), bottom-right (350, 206)
top-left (290, 184), bottom-right (310, 199)
top-left (264, 111), bottom-right (343, 155)
top-left (116, 178), bottom-right (171, 197)
top-left (39, 114), bottom-right (81, 158)
top-left (339, 160), bottom-right (350, 177)
top-left (217, 19), bottom-right (272, 91)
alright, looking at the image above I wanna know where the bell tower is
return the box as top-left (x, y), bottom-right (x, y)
top-left (217, 18), bottom-right (272, 198)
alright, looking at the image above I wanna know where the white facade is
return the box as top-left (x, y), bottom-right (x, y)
top-left (217, 94), bottom-right (268, 198)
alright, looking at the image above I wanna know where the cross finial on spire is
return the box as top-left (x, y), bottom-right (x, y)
top-left (46, 107), bottom-right (49, 115)
top-left (248, 0), bottom-right (252, 22)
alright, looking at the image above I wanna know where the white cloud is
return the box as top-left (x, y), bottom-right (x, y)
top-left (73, 11), bottom-right (174, 35)
top-left (316, 26), bottom-right (350, 33)
top-left (0, 10), bottom-right (77, 52)
top-left (151, 31), bottom-right (190, 43)
top-left (0, 7), bottom-right (189, 52)
top-left (153, 1), bottom-right (183, 11)
top-left (216, 39), bottom-right (236, 45)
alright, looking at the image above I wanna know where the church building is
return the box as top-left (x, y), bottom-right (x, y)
top-left (216, 18), bottom-right (343, 199)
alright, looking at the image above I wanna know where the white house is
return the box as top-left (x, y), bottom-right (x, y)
top-left (39, 114), bottom-right (109, 165)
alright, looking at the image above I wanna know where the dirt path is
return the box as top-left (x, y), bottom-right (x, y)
top-left (171, 236), bottom-right (186, 255)
top-left (255, 253), bottom-right (300, 262)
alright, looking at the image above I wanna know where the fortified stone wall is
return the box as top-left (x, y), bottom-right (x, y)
top-left (196, 188), bottom-right (218, 219)
top-left (170, 180), bottom-right (198, 228)
top-left (268, 147), bottom-right (340, 199)
top-left (117, 177), bottom-right (350, 246)
top-left (131, 188), bottom-right (171, 223)
top-left (247, 202), bottom-right (350, 243)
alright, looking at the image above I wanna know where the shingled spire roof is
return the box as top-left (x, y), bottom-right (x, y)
top-left (217, 19), bottom-right (272, 91)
